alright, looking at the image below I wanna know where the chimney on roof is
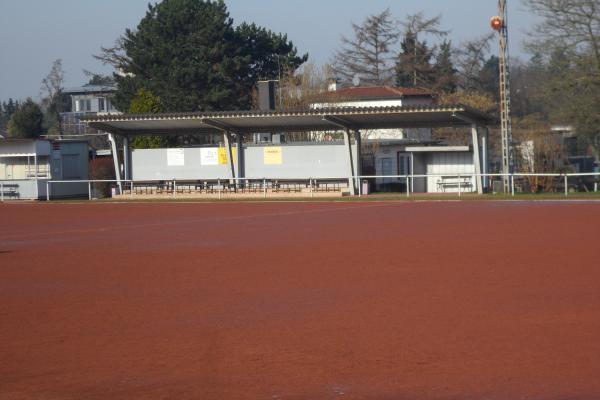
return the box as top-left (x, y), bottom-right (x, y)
top-left (327, 77), bottom-right (340, 92)
top-left (258, 80), bottom-right (277, 111)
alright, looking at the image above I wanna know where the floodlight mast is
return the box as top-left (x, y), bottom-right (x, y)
top-left (492, 0), bottom-right (514, 193)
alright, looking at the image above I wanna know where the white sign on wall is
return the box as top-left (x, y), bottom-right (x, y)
top-left (200, 148), bottom-right (219, 166)
top-left (167, 148), bottom-right (185, 166)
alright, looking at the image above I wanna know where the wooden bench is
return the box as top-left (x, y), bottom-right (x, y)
top-left (315, 180), bottom-right (341, 192)
top-left (436, 176), bottom-right (473, 192)
top-left (273, 180), bottom-right (303, 193)
top-left (0, 183), bottom-right (19, 199)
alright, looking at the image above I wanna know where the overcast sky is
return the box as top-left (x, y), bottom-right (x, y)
top-left (0, 0), bottom-right (537, 103)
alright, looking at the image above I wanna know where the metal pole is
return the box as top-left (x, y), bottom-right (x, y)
top-left (1, 183), bottom-right (3, 202)
top-left (263, 178), bottom-right (267, 199)
top-left (46, 181), bottom-right (50, 201)
top-left (498, 0), bottom-right (514, 194)
top-left (564, 175), bottom-right (568, 197)
top-left (130, 181), bottom-right (133, 199)
top-left (458, 174), bottom-right (461, 197)
top-left (406, 176), bottom-right (410, 198)
top-left (108, 133), bottom-right (122, 194)
top-left (358, 176), bottom-right (362, 197)
top-left (88, 181), bottom-right (92, 200)
top-left (595, 182), bottom-right (598, 192)
top-left (511, 174), bottom-right (515, 196)
top-left (310, 179), bottom-right (314, 198)
top-left (173, 179), bottom-right (176, 196)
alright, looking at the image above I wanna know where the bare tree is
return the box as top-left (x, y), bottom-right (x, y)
top-left (332, 8), bottom-right (399, 86)
top-left (524, 0), bottom-right (600, 73)
top-left (455, 33), bottom-right (495, 91)
top-left (41, 59), bottom-right (65, 137)
top-left (524, 0), bottom-right (600, 157)
top-left (276, 63), bottom-right (333, 110)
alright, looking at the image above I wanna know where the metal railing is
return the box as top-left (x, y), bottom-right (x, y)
top-left (2, 172), bottom-right (599, 202)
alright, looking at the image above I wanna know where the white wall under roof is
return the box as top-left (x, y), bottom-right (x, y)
top-left (0, 140), bottom-right (51, 156)
top-left (311, 97), bottom-right (433, 140)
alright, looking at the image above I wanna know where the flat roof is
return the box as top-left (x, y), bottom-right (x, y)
top-left (63, 84), bottom-right (117, 95)
top-left (405, 146), bottom-right (471, 152)
top-left (82, 105), bottom-right (496, 137)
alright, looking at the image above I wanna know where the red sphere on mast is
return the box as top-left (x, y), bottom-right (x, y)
top-left (490, 16), bottom-right (503, 31)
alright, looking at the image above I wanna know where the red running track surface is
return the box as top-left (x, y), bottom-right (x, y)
top-left (1, 201), bottom-right (599, 399)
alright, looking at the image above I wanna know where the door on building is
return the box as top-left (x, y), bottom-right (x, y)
top-left (397, 153), bottom-right (412, 175)
top-left (397, 152), bottom-right (412, 191)
top-left (381, 157), bottom-right (393, 184)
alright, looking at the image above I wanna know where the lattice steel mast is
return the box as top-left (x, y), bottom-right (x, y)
top-left (492, 0), bottom-right (513, 192)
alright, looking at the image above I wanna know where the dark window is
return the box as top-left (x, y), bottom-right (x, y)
top-left (98, 98), bottom-right (105, 111)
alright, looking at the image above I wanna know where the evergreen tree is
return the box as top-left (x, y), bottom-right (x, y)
top-left (1, 99), bottom-right (20, 132)
top-left (5, 99), bottom-right (18, 116)
top-left (478, 56), bottom-right (500, 97)
top-left (86, 74), bottom-right (115, 86)
top-left (432, 40), bottom-right (457, 93)
top-left (128, 89), bottom-right (170, 149)
top-left (103, 0), bottom-right (306, 112)
top-left (395, 31), bottom-right (435, 87)
top-left (7, 98), bottom-right (44, 139)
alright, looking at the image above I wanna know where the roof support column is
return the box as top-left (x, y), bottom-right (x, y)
top-left (343, 128), bottom-right (356, 195)
top-left (482, 127), bottom-right (489, 191)
top-left (354, 129), bottom-right (362, 177)
top-left (107, 133), bottom-right (122, 193)
top-left (471, 124), bottom-right (483, 194)
top-left (235, 134), bottom-right (244, 188)
top-left (123, 136), bottom-right (130, 181)
top-left (223, 132), bottom-right (236, 186)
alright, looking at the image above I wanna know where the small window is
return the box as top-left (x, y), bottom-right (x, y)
top-left (85, 99), bottom-right (92, 111)
top-left (77, 99), bottom-right (85, 112)
top-left (98, 98), bottom-right (105, 111)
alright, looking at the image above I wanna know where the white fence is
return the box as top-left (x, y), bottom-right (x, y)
top-left (12, 172), bottom-right (595, 202)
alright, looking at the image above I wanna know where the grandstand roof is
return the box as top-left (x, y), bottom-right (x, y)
top-left (82, 104), bottom-right (496, 137)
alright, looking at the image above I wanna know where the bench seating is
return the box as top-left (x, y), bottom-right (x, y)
top-left (436, 176), bottom-right (473, 192)
top-left (1, 184), bottom-right (19, 199)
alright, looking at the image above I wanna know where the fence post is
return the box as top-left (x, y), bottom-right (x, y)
top-left (46, 181), bottom-right (50, 201)
top-left (1, 183), bottom-right (3, 202)
top-left (458, 174), bottom-right (462, 198)
top-left (564, 175), bottom-right (568, 197)
top-left (263, 178), bottom-right (267, 199)
top-left (595, 182), bottom-right (598, 193)
top-left (130, 181), bottom-right (133, 199)
top-left (358, 177), bottom-right (362, 197)
top-left (310, 178), bottom-right (314, 198)
top-left (406, 176), bottom-right (410, 198)
top-left (88, 181), bottom-right (92, 201)
top-left (511, 174), bottom-right (515, 197)
top-left (173, 179), bottom-right (176, 196)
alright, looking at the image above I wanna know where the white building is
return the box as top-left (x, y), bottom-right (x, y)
top-left (61, 84), bottom-right (120, 136)
top-left (313, 85), bottom-right (488, 193)
top-left (312, 85), bottom-right (434, 140)
top-left (0, 139), bottom-right (89, 199)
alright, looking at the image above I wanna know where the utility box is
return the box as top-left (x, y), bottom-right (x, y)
top-left (362, 180), bottom-right (370, 195)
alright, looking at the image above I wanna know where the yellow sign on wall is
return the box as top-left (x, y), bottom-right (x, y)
top-left (218, 147), bottom-right (236, 165)
top-left (263, 147), bottom-right (282, 165)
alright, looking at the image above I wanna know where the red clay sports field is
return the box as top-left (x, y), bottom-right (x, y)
top-left (1, 200), bottom-right (599, 399)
